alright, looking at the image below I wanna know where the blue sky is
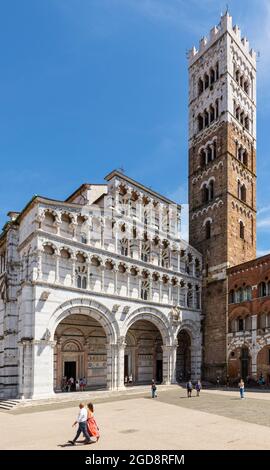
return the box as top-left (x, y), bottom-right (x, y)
top-left (0, 0), bottom-right (270, 254)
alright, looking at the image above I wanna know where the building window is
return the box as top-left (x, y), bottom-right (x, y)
top-left (259, 282), bottom-right (267, 297)
top-left (240, 221), bottom-right (245, 240)
top-left (238, 318), bottom-right (244, 331)
top-left (81, 233), bottom-right (87, 244)
top-left (229, 290), bottom-right (235, 304)
top-left (205, 221), bottom-right (211, 239)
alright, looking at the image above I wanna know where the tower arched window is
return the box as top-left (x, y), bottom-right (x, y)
top-left (207, 146), bottom-right (212, 163)
top-left (204, 73), bottom-right (209, 89)
top-left (213, 140), bottom-right (217, 159)
top-left (202, 185), bottom-right (209, 203)
top-left (240, 221), bottom-right (245, 240)
top-left (215, 99), bottom-right (219, 118)
top-left (209, 180), bottom-right (214, 200)
top-left (244, 116), bottom-right (249, 131)
top-left (204, 110), bottom-right (209, 128)
top-left (240, 184), bottom-right (246, 202)
top-left (198, 78), bottom-right (204, 95)
top-left (215, 61), bottom-right (219, 80)
top-left (210, 105), bottom-right (215, 123)
top-left (198, 114), bottom-right (204, 132)
top-left (205, 221), bottom-right (211, 239)
top-left (210, 68), bottom-right (215, 85)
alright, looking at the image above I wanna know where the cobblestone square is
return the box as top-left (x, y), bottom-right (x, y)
top-left (1, 387), bottom-right (270, 450)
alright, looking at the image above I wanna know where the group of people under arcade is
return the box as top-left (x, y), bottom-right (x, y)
top-left (61, 376), bottom-right (87, 392)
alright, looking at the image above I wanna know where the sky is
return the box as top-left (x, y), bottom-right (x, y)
top-left (0, 0), bottom-right (270, 254)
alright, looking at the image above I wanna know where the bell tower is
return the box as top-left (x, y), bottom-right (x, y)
top-left (188, 12), bottom-right (256, 380)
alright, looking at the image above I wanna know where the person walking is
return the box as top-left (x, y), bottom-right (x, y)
top-left (151, 379), bottom-right (157, 398)
top-left (195, 380), bottom-right (202, 397)
top-left (87, 403), bottom-right (100, 443)
top-left (239, 378), bottom-right (245, 399)
top-left (186, 380), bottom-right (193, 398)
top-left (68, 403), bottom-right (92, 446)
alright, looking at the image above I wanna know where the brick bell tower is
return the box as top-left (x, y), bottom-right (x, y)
top-left (188, 12), bottom-right (256, 380)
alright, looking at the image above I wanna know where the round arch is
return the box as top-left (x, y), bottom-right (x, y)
top-left (122, 307), bottom-right (172, 346)
top-left (48, 298), bottom-right (119, 342)
top-left (47, 298), bottom-right (120, 393)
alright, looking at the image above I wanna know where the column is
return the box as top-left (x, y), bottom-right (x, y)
top-left (114, 268), bottom-right (118, 295)
top-left (55, 255), bottom-right (60, 283)
top-left (161, 345), bottom-right (170, 384)
top-left (101, 218), bottom-right (105, 249)
top-left (37, 250), bottom-right (42, 281)
top-left (101, 265), bottom-right (105, 292)
top-left (71, 257), bottom-right (76, 287)
top-left (159, 279), bottom-right (162, 303)
top-left (168, 279), bottom-right (172, 304)
top-left (138, 274), bottom-right (142, 300)
top-left (191, 336), bottom-right (202, 381)
top-left (251, 315), bottom-right (257, 379)
top-left (107, 343), bottom-right (117, 390)
top-left (177, 252), bottom-right (180, 272)
top-left (149, 276), bottom-right (152, 301)
top-left (31, 339), bottom-right (56, 399)
top-left (127, 270), bottom-right (130, 297)
top-left (114, 227), bottom-right (118, 254)
top-left (170, 341), bottom-right (178, 384)
top-left (117, 337), bottom-right (126, 390)
top-left (159, 244), bottom-right (163, 267)
top-left (56, 339), bottom-right (62, 391)
top-left (177, 284), bottom-right (180, 306)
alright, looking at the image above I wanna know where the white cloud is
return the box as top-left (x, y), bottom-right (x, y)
top-left (256, 249), bottom-right (270, 257)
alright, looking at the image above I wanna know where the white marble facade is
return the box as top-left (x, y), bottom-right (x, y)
top-left (0, 170), bottom-right (202, 399)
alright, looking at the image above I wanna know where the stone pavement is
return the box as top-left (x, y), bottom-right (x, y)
top-left (1, 386), bottom-right (270, 450)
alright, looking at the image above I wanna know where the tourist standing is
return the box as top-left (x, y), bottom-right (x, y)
top-left (87, 403), bottom-right (100, 443)
top-left (195, 380), bottom-right (202, 397)
top-left (82, 377), bottom-right (87, 391)
top-left (186, 380), bottom-right (193, 398)
top-left (239, 378), bottom-right (245, 399)
top-left (151, 379), bottom-right (157, 398)
top-left (68, 403), bottom-right (92, 445)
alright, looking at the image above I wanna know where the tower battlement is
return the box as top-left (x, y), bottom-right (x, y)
top-left (188, 12), bottom-right (256, 67)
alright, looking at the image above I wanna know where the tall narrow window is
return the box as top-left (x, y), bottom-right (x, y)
top-left (205, 221), bottom-right (211, 239)
top-left (240, 221), bottom-right (245, 240)
top-left (209, 180), bottom-right (214, 200)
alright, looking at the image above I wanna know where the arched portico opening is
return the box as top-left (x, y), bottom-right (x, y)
top-left (257, 346), bottom-right (270, 384)
top-left (54, 314), bottom-right (108, 391)
top-left (176, 330), bottom-right (191, 381)
top-left (124, 320), bottom-right (163, 385)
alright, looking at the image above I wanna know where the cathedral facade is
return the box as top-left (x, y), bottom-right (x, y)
top-left (0, 170), bottom-right (202, 399)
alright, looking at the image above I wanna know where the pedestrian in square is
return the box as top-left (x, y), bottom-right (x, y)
top-left (151, 379), bottom-right (157, 398)
top-left (68, 403), bottom-right (92, 446)
top-left (186, 380), bottom-right (193, 398)
top-left (195, 380), bottom-right (202, 397)
top-left (239, 378), bottom-right (245, 399)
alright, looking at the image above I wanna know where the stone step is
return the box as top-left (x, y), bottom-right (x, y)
top-left (0, 399), bottom-right (21, 410)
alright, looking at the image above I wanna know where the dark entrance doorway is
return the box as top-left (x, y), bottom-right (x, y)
top-left (124, 354), bottom-right (129, 383)
top-left (156, 360), bottom-right (163, 383)
top-left (64, 361), bottom-right (76, 390)
top-left (240, 348), bottom-right (249, 380)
